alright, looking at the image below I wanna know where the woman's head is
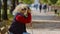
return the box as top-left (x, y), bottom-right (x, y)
top-left (14, 4), bottom-right (30, 14)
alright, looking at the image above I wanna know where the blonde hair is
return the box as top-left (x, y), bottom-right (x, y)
top-left (13, 4), bottom-right (29, 15)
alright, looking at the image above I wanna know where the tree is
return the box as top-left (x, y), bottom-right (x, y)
top-left (56, 0), bottom-right (60, 6)
top-left (50, 0), bottom-right (58, 14)
top-left (15, 0), bottom-right (19, 5)
top-left (2, 0), bottom-right (8, 20)
top-left (50, 0), bottom-right (58, 4)
top-left (43, 0), bottom-right (48, 4)
top-left (22, 0), bottom-right (33, 4)
top-left (0, 0), bottom-right (2, 21)
top-left (10, 0), bottom-right (15, 14)
top-left (50, 0), bottom-right (58, 9)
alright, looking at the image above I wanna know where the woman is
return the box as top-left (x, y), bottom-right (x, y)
top-left (9, 4), bottom-right (32, 34)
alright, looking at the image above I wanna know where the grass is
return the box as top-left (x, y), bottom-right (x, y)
top-left (4, 14), bottom-right (14, 25)
top-left (8, 14), bottom-right (14, 20)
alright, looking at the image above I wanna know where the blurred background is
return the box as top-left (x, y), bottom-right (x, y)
top-left (0, 0), bottom-right (60, 34)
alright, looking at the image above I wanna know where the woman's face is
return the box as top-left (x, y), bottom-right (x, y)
top-left (20, 7), bottom-right (31, 14)
top-left (20, 8), bottom-right (27, 14)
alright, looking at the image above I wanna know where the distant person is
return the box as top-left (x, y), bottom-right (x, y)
top-left (34, 4), bottom-right (38, 10)
top-left (48, 4), bottom-right (51, 12)
top-left (39, 4), bottom-right (42, 13)
top-left (54, 9), bottom-right (57, 14)
top-left (43, 4), bottom-right (47, 13)
top-left (9, 4), bottom-right (32, 34)
top-left (54, 9), bottom-right (60, 16)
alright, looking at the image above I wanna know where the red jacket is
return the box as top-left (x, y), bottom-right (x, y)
top-left (16, 13), bottom-right (31, 24)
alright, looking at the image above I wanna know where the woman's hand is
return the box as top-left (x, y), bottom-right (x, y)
top-left (27, 9), bottom-right (31, 13)
top-left (24, 12), bottom-right (28, 17)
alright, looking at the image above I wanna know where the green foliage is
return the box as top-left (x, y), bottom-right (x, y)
top-left (56, 0), bottom-right (60, 6)
top-left (40, 0), bottom-right (51, 5)
top-left (50, 0), bottom-right (58, 4)
top-left (43, 0), bottom-right (48, 3)
top-left (22, 0), bottom-right (33, 4)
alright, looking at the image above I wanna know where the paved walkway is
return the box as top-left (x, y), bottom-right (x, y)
top-left (31, 10), bottom-right (55, 16)
top-left (26, 28), bottom-right (60, 34)
top-left (28, 9), bottom-right (60, 34)
top-left (31, 10), bottom-right (60, 20)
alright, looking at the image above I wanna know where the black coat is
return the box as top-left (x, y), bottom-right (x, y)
top-left (9, 13), bottom-right (26, 34)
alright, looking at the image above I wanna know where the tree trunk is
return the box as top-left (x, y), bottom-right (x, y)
top-left (10, 0), bottom-right (15, 14)
top-left (15, 0), bottom-right (19, 5)
top-left (2, 0), bottom-right (8, 20)
top-left (0, 0), bottom-right (2, 21)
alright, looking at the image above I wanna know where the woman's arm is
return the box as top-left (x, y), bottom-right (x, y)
top-left (27, 13), bottom-right (32, 23)
top-left (16, 13), bottom-right (31, 24)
